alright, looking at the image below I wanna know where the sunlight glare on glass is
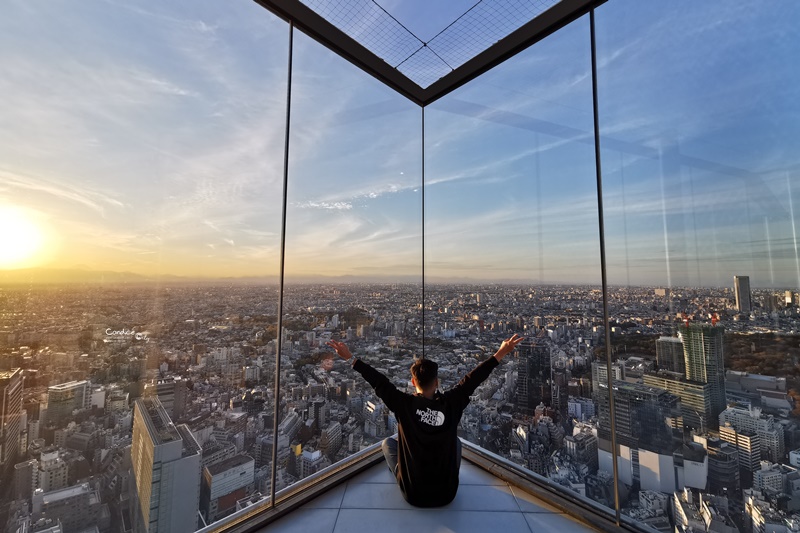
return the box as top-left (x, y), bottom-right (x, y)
top-left (0, 205), bottom-right (46, 269)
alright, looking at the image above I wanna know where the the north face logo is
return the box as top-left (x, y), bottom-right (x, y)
top-left (416, 408), bottom-right (445, 427)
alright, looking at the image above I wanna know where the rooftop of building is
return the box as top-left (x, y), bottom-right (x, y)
top-left (48, 380), bottom-right (87, 391)
top-left (34, 483), bottom-right (96, 505)
top-left (0, 368), bottom-right (22, 381)
top-left (644, 370), bottom-right (707, 386)
top-left (206, 454), bottom-right (255, 476)
top-left (137, 396), bottom-right (183, 445)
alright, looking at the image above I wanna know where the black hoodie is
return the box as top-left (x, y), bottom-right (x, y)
top-left (352, 355), bottom-right (500, 507)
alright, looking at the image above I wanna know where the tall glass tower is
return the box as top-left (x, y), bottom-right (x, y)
top-left (734, 275), bottom-right (752, 313)
top-left (132, 396), bottom-right (202, 533)
top-left (678, 324), bottom-right (726, 428)
top-left (514, 341), bottom-right (551, 416)
top-left (0, 369), bottom-right (23, 487)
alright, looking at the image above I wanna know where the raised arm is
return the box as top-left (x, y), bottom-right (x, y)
top-left (326, 340), bottom-right (403, 412)
top-left (446, 334), bottom-right (525, 408)
top-left (327, 340), bottom-right (354, 361)
top-left (492, 333), bottom-right (525, 362)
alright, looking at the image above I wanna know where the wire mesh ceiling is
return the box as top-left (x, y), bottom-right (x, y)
top-left (299, 0), bottom-right (562, 89)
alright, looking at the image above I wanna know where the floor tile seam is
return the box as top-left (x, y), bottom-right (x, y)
top-left (522, 511), bottom-right (598, 533)
top-left (507, 481), bottom-right (526, 514)
top-left (338, 506), bottom-right (525, 512)
top-left (507, 484), bottom-right (570, 515)
top-left (329, 507), bottom-right (343, 533)
top-left (337, 507), bottom-right (532, 516)
top-left (521, 510), bottom-right (538, 533)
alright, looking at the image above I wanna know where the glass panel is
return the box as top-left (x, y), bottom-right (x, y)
top-left (425, 14), bottom-right (609, 513)
top-left (596, 0), bottom-right (800, 527)
top-left (277, 29), bottom-right (422, 493)
top-left (0, 1), bottom-right (287, 530)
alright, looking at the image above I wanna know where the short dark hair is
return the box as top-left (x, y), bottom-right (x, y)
top-left (410, 358), bottom-right (438, 388)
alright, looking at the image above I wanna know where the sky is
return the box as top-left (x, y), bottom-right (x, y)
top-left (1, 0), bottom-right (799, 287)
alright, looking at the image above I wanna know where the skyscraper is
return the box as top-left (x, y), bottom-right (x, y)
top-left (132, 396), bottom-right (202, 533)
top-left (719, 406), bottom-right (784, 463)
top-left (678, 324), bottom-right (726, 427)
top-left (1, 369), bottom-right (24, 486)
top-left (719, 423), bottom-right (760, 488)
top-left (515, 341), bottom-right (551, 415)
top-left (642, 371), bottom-right (713, 432)
top-left (597, 381), bottom-right (680, 455)
top-left (44, 380), bottom-right (90, 427)
top-left (703, 437), bottom-right (740, 496)
top-left (734, 275), bottom-right (752, 313)
top-left (143, 376), bottom-right (189, 422)
top-left (656, 336), bottom-right (685, 375)
top-left (200, 454), bottom-right (255, 524)
top-left (551, 363), bottom-right (569, 428)
top-left (591, 360), bottom-right (625, 403)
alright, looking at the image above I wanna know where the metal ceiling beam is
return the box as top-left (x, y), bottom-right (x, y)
top-left (421, 0), bottom-right (606, 106)
top-left (253, 0), bottom-right (607, 107)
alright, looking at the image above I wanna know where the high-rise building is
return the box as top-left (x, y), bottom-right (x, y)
top-left (678, 324), bottom-right (726, 427)
top-left (298, 449), bottom-right (325, 479)
top-left (598, 381), bottom-right (679, 455)
top-left (319, 422), bottom-right (342, 459)
top-left (591, 360), bottom-right (625, 403)
top-left (38, 449), bottom-right (68, 493)
top-left (655, 336), bottom-right (685, 375)
top-left (13, 458), bottom-right (38, 501)
top-left (564, 429), bottom-right (598, 473)
top-left (200, 454), bottom-right (255, 524)
top-left (131, 396), bottom-right (202, 533)
top-left (734, 275), bottom-right (752, 313)
top-left (1, 369), bottom-right (24, 483)
top-left (31, 483), bottom-right (108, 533)
top-left (551, 364), bottom-right (569, 428)
top-left (515, 341), bottom-right (551, 415)
top-left (702, 437), bottom-right (740, 496)
top-left (720, 423), bottom-right (761, 487)
top-left (719, 406), bottom-right (784, 463)
top-left (642, 371), bottom-right (713, 432)
top-left (143, 377), bottom-right (189, 422)
top-left (44, 380), bottom-right (90, 428)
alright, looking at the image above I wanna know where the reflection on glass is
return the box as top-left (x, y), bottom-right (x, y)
top-left (276, 29), bottom-right (422, 495)
top-left (597, 0), bottom-right (800, 528)
top-left (425, 13), bottom-right (608, 511)
top-left (0, 1), bottom-right (286, 531)
top-left (6, 0), bottom-right (798, 529)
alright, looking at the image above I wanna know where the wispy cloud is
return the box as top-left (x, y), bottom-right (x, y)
top-left (0, 169), bottom-right (124, 216)
top-left (293, 201), bottom-right (353, 210)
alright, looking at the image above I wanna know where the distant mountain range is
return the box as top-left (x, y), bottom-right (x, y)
top-left (0, 268), bottom-right (185, 285)
top-left (0, 268), bottom-right (545, 286)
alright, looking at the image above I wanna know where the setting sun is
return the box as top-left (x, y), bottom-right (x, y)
top-left (0, 205), bottom-right (46, 269)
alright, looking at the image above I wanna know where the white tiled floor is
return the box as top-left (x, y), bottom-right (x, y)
top-left (258, 460), bottom-right (599, 533)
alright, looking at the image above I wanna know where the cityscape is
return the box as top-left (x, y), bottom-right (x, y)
top-left (1, 277), bottom-right (800, 532)
top-left (2, 1), bottom-right (799, 533)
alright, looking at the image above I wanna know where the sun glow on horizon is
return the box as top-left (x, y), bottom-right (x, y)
top-left (0, 205), bottom-right (48, 269)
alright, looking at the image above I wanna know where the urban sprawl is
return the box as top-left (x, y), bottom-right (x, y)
top-left (1, 279), bottom-right (799, 533)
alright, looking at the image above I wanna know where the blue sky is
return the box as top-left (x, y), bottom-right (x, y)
top-left (1, 0), bottom-right (799, 287)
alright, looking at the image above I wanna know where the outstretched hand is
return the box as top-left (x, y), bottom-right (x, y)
top-left (327, 340), bottom-right (353, 361)
top-left (493, 333), bottom-right (525, 361)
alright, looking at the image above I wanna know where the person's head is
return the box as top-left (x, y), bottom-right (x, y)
top-left (410, 358), bottom-right (438, 395)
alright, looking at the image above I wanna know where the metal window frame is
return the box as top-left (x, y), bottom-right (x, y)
top-left (252, 0), bottom-right (607, 107)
